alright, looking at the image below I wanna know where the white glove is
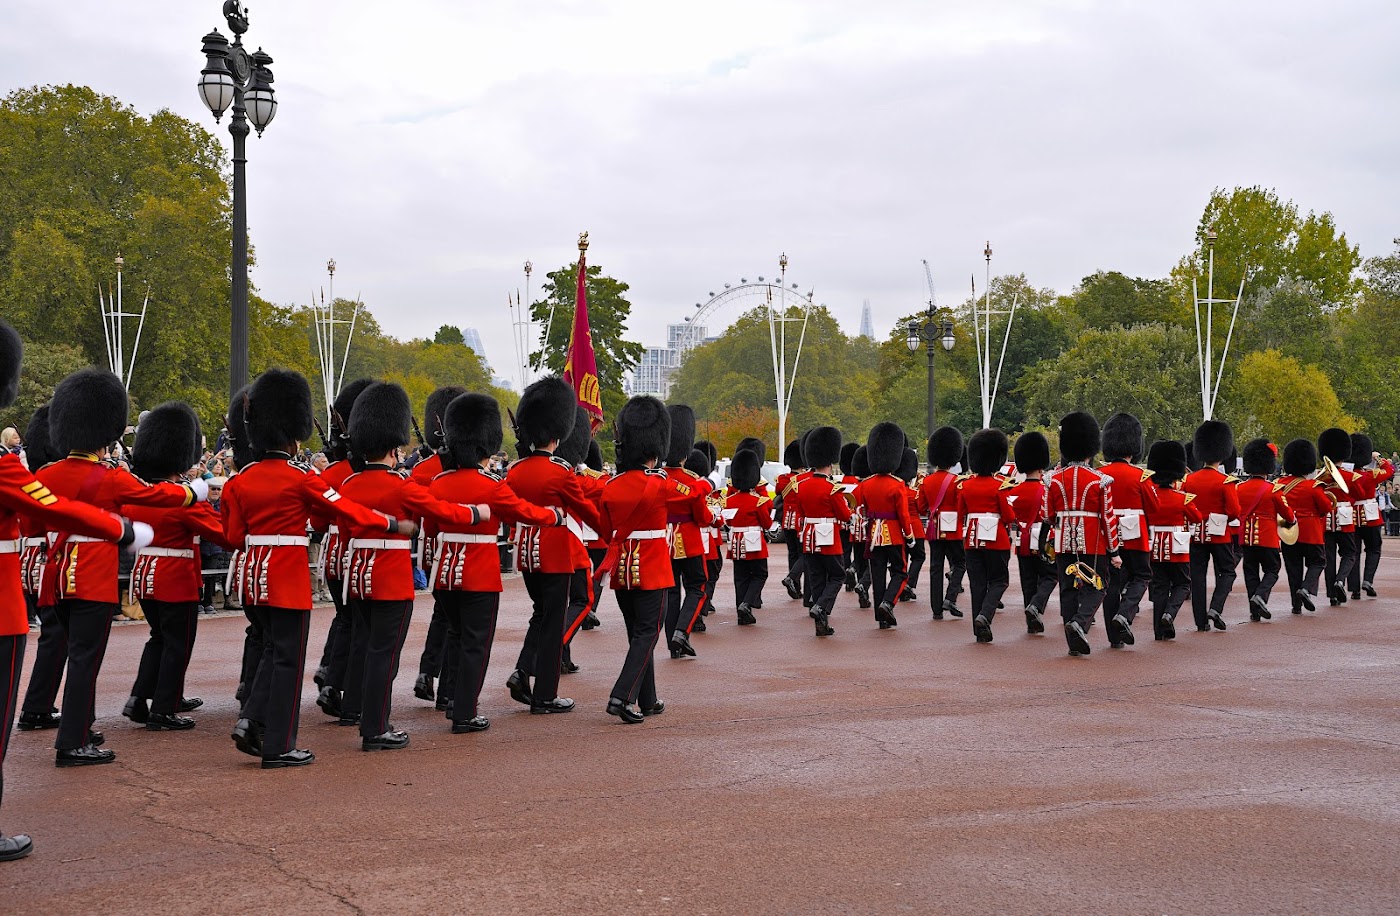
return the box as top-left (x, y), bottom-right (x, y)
top-left (126, 522), bottom-right (155, 554)
top-left (187, 478), bottom-right (210, 502)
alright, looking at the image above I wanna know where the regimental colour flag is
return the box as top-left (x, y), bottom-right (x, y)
top-left (563, 235), bottom-right (605, 433)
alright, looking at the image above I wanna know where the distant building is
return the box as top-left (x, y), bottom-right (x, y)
top-left (626, 322), bottom-right (708, 398)
top-left (462, 327), bottom-right (487, 360)
top-left (860, 300), bottom-right (874, 339)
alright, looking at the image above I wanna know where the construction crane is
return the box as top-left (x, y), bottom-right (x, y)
top-left (922, 259), bottom-right (937, 308)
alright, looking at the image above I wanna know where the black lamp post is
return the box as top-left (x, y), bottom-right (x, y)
top-left (906, 305), bottom-right (955, 439)
top-left (198, 1), bottom-right (278, 402)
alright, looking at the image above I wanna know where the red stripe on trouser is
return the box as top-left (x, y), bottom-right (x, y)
top-left (888, 546), bottom-right (907, 608)
top-left (684, 581), bottom-right (708, 633)
top-left (563, 572), bottom-right (595, 644)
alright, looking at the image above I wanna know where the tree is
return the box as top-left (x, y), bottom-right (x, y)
top-left (0, 341), bottom-right (90, 434)
top-left (1059, 271), bottom-right (1187, 333)
top-left (1231, 280), bottom-right (1334, 368)
top-left (694, 405), bottom-right (779, 461)
top-left (1221, 350), bottom-right (1359, 445)
top-left (1326, 240), bottom-right (1400, 451)
top-left (433, 325), bottom-right (465, 346)
top-left (528, 262), bottom-right (644, 427)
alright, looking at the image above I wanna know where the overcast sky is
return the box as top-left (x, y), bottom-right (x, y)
top-left (3, 1), bottom-right (1396, 385)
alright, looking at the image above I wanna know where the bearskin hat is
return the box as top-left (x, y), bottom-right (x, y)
top-left (898, 447), bottom-right (919, 483)
top-left (1350, 432), bottom-right (1374, 468)
top-left (424, 385), bottom-right (468, 450)
top-left (867, 422), bottom-right (906, 476)
top-left (615, 395), bottom-right (670, 472)
top-left (730, 448), bottom-right (761, 492)
top-left (803, 426), bottom-right (842, 469)
top-left (735, 436), bottom-right (766, 464)
top-left (131, 402), bottom-right (202, 482)
top-left (1315, 427), bottom-right (1350, 464)
top-left (1282, 438), bottom-right (1317, 478)
top-left (444, 392), bottom-right (503, 469)
top-left (1183, 440), bottom-right (1200, 472)
top-left (555, 404), bottom-right (594, 467)
top-left (23, 405), bottom-right (56, 471)
top-left (49, 368), bottom-right (128, 455)
top-left (1193, 420), bottom-right (1233, 466)
top-left (224, 386), bottom-right (256, 471)
top-left (585, 438), bottom-right (604, 472)
top-left (328, 378), bottom-right (376, 460)
top-left (1013, 432), bottom-right (1050, 473)
top-left (926, 426), bottom-right (963, 469)
top-left (665, 404), bottom-right (697, 467)
top-left (513, 376), bottom-right (577, 451)
top-left (1241, 438), bottom-right (1277, 477)
top-left (852, 445), bottom-right (870, 478)
top-left (1102, 412), bottom-right (1144, 463)
top-left (245, 368), bottom-right (314, 451)
top-left (1146, 439), bottom-right (1188, 482)
top-left (1057, 411), bottom-right (1100, 463)
top-left (783, 439), bottom-right (804, 470)
top-left (0, 320), bottom-right (21, 410)
top-left (968, 428), bottom-right (1009, 476)
top-left (684, 448), bottom-right (712, 479)
top-left (694, 438), bottom-right (719, 468)
top-left (839, 442), bottom-right (859, 477)
top-left (349, 382), bottom-right (411, 460)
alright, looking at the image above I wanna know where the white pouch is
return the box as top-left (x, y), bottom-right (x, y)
top-left (1171, 530), bottom-right (1192, 556)
top-left (938, 510), bottom-right (958, 533)
top-left (1117, 512), bottom-right (1142, 542)
top-left (1362, 499), bottom-right (1380, 522)
top-left (1024, 525), bottom-right (1045, 552)
top-left (1206, 513), bottom-right (1228, 537)
top-left (743, 529), bottom-right (764, 552)
top-left (974, 514), bottom-right (1001, 542)
top-left (814, 522), bottom-right (835, 547)
top-left (1336, 503), bottom-right (1355, 527)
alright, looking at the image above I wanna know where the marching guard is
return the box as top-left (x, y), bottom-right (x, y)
top-left (792, 427), bottom-right (851, 637)
top-left (1184, 420), bottom-right (1240, 631)
top-left (857, 422), bottom-right (916, 628)
top-left (724, 448), bottom-right (772, 626)
top-left (776, 439), bottom-right (809, 601)
top-left (1316, 428), bottom-right (1360, 607)
top-left (918, 427), bottom-right (967, 619)
top-left (1235, 439), bottom-right (1296, 621)
top-left (1099, 414), bottom-right (1153, 641)
top-left (958, 429), bottom-right (1019, 643)
top-left (1277, 439), bottom-right (1333, 613)
top-left (660, 406), bottom-right (713, 659)
top-left (1143, 440), bottom-right (1199, 640)
top-left (1007, 432), bottom-right (1055, 634)
top-left (1345, 434), bottom-right (1393, 599)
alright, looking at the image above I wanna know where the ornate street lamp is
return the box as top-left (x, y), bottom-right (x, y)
top-left (906, 304), bottom-right (955, 439)
top-left (197, 1), bottom-right (277, 402)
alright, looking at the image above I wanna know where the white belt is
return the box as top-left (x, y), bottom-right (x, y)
top-left (0, 538), bottom-right (20, 554)
top-left (21, 537), bottom-right (46, 549)
top-left (1149, 526), bottom-right (1189, 535)
top-left (1059, 511), bottom-right (1096, 519)
top-left (1114, 508), bottom-right (1143, 516)
top-left (437, 532), bottom-right (496, 545)
top-left (628, 529), bottom-right (666, 540)
top-left (803, 517), bottom-right (837, 525)
top-left (138, 547), bottom-right (194, 559)
top-left (730, 526), bottom-right (762, 534)
top-left (65, 534), bottom-right (106, 543)
top-left (245, 535), bottom-right (310, 547)
top-left (348, 539), bottom-right (412, 550)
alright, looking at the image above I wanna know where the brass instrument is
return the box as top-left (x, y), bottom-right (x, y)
top-left (1277, 517), bottom-right (1299, 545)
top-left (1065, 561), bottom-right (1104, 590)
top-left (1322, 456), bottom-right (1348, 493)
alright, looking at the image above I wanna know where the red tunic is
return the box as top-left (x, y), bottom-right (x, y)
top-left (316, 459), bottom-right (357, 581)
top-left (1, 454), bottom-right (128, 636)
top-left (856, 474), bottom-right (915, 548)
top-left (577, 468), bottom-right (611, 553)
top-left (917, 470), bottom-right (963, 542)
top-left (1322, 468), bottom-right (1361, 533)
top-left (1183, 467), bottom-right (1241, 544)
top-left (18, 508), bottom-right (46, 600)
top-left (1042, 463), bottom-right (1120, 556)
top-left (702, 478), bottom-right (723, 561)
top-left (1007, 478), bottom-right (1046, 556)
top-left (39, 455), bottom-right (202, 605)
top-left (222, 456), bottom-right (397, 610)
top-left (337, 465), bottom-right (484, 601)
top-left (506, 452), bottom-right (603, 574)
top-left (1099, 460), bottom-right (1156, 552)
top-left (126, 502), bottom-right (234, 602)
top-left (724, 491), bottom-right (774, 560)
top-left (1277, 476), bottom-right (1332, 545)
top-left (1235, 477), bottom-right (1297, 549)
top-left (1350, 460), bottom-right (1395, 529)
top-left (777, 470), bottom-right (811, 530)
top-left (1143, 483), bottom-right (1203, 563)
top-left (599, 469), bottom-right (677, 590)
top-left (956, 476), bottom-right (1018, 550)
top-left (427, 467), bottom-right (562, 592)
top-left (792, 473), bottom-right (853, 555)
top-left (664, 467), bottom-right (713, 560)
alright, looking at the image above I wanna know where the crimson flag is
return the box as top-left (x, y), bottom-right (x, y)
top-left (563, 242), bottom-right (604, 432)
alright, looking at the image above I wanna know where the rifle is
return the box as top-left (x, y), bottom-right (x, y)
top-left (313, 417), bottom-right (331, 454)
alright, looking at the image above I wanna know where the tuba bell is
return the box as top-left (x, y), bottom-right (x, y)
top-left (1321, 456), bottom-right (1348, 493)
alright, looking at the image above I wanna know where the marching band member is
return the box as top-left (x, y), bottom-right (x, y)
top-left (1099, 414), bottom-right (1154, 644)
top-left (917, 427), bottom-right (967, 620)
top-left (838, 442), bottom-right (861, 594)
top-left (1007, 432), bottom-right (1055, 634)
top-left (776, 439), bottom-right (809, 601)
top-left (1316, 427), bottom-right (1359, 607)
top-left (1277, 439), bottom-right (1333, 613)
top-left (792, 427), bottom-right (851, 637)
top-left (958, 430), bottom-right (1019, 643)
top-left (849, 446), bottom-right (875, 609)
top-left (694, 439), bottom-right (724, 622)
top-left (661, 406), bottom-right (713, 659)
top-left (16, 406), bottom-right (66, 732)
top-left (898, 446), bottom-right (925, 604)
top-left (1346, 433), bottom-right (1394, 599)
top-left (578, 439), bottom-right (611, 630)
top-left (857, 423), bottom-right (915, 629)
top-left (724, 448), bottom-right (772, 626)
top-left (555, 404), bottom-right (599, 674)
top-left (1184, 420), bottom-right (1240, 631)
top-left (1236, 439), bottom-right (1296, 621)
top-left (1143, 441), bottom-right (1200, 640)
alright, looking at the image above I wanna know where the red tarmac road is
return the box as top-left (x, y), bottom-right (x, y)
top-left (4, 553), bottom-right (1400, 914)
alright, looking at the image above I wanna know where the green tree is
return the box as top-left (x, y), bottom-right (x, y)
top-left (528, 261), bottom-right (644, 426)
top-left (0, 341), bottom-right (90, 434)
top-left (1231, 280), bottom-right (1334, 368)
top-left (1058, 271), bottom-right (1187, 333)
top-left (433, 325), bottom-right (466, 346)
top-left (1326, 239), bottom-right (1400, 451)
top-left (1221, 350), bottom-right (1359, 445)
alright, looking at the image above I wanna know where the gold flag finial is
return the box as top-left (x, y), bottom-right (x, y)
top-left (578, 231), bottom-right (590, 252)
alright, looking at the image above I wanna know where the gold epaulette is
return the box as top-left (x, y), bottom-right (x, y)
top-left (1183, 493), bottom-right (1197, 504)
top-left (998, 476), bottom-right (1017, 490)
top-left (1223, 475), bottom-right (1240, 484)
top-left (1140, 468), bottom-right (1154, 482)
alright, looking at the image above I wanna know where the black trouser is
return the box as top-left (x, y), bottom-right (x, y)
top-left (1016, 553), bottom-right (1057, 614)
top-left (339, 598), bottom-right (372, 719)
top-left (664, 556), bottom-right (707, 641)
top-left (243, 606), bottom-right (311, 759)
top-left (518, 571), bottom-right (568, 703)
top-left (562, 567), bottom-right (591, 670)
top-left (1241, 546), bottom-right (1282, 606)
top-left (965, 548), bottom-right (1010, 623)
top-left (1056, 554), bottom-right (1107, 630)
top-left (21, 603), bottom-right (65, 716)
top-left (804, 552), bottom-right (846, 613)
top-left (782, 531), bottom-right (805, 591)
top-left (320, 580), bottom-right (353, 689)
top-left (1103, 549), bottom-right (1151, 623)
top-left (238, 606), bottom-right (264, 700)
top-left (417, 593), bottom-right (449, 678)
top-left (438, 591), bottom-right (498, 721)
top-left (905, 537), bottom-right (926, 591)
top-left (132, 598), bottom-right (198, 715)
top-left (1, 633), bottom-right (26, 809)
top-left (1149, 563), bottom-right (1190, 630)
top-left (705, 555), bottom-right (723, 612)
top-left (1282, 542), bottom-right (1325, 608)
top-left (358, 599), bottom-right (413, 738)
top-left (1189, 542), bottom-right (1238, 628)
top-left (732, 557), bottom-right (768, 608)
top-left (1323, 530), bottom-right (1357, 592)
top-left (25, 592), bottom-right (37, 625)
top-left (1350, 526), bottom-right (1383, 591)
top-left (584, 547), bottom-right (608, 617)
top-left (926, 539), bottom-right (966, 609)
top-left (851, 540), bottom-right (870, 588)
top-left (611, 588), bottom-right (663, 706)
top-left (52, 599), bottom-right (115, 751)
top-left (867, 545), bottom-right (908, 608)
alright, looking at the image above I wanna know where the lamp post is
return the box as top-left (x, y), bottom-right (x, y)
top-left (198, 1), bottom-right (277, 402)
top-left (906, 304), bottom-right (955, 439)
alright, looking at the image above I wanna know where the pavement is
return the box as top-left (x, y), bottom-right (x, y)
top-left (4, 554), bottom-right (1400, 914)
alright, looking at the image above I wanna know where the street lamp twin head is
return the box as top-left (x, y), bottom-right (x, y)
top-left (906, 305), bottom-right (956, 439)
